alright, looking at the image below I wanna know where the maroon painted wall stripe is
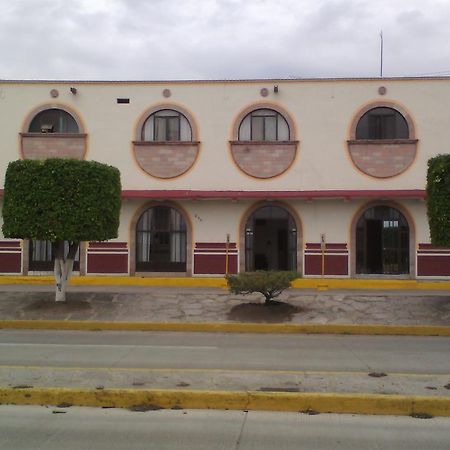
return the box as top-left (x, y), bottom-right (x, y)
top-left (304, 254), bottom-right (349, 276)
top-left (119, 189), bottom-right (426, 200)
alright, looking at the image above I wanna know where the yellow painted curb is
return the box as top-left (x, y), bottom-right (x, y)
top-left (0, 275), bottom-right (449, 290)
top-left (1, 387), bottom-right (449, 417)
top-left (1, 320), bottom-right (450, 336)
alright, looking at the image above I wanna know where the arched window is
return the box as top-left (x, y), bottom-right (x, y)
top-left (238, 108), bottom-right (290, 141)
top-left (29, 108), bottom-right (79, 133)
top-left (141, 109), bottom-right (192, 141)
top-left (136, 206), bottom-right (187, 272)
top-left (356, 206), bottom-right (409, 274)
top-left (355, 107), bottom-right (409, 140)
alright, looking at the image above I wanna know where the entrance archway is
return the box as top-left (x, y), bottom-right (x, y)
top-left (355, 205), bottom-right (410, 275)
top-left (135, 205), bottom-right (187, 272)
top-left (244, 205), bottom-right (297, 271)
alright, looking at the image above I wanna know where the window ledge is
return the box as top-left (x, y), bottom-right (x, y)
top-left (133, 141), bottom-right (200, 146)
top-left (20, 133), bottom-right (87, 138)
top-left (230, 140), bottom-right (298, 145)
top-left (347, 139), bottom-right (418, 145)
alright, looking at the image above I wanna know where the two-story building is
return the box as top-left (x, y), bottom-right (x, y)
top-left (0, 77), bottom-right (449, 279)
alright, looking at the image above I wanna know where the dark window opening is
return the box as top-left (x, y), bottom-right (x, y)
top-left (245, 206), bottom-right (297, 271)
top-left (29, 109), bottom-right (79, 133)
top-left (29, 240), bottom-right (80, 272)
top-left (356, 206), bottom-right (409, 275)
top-left (355, 107), bottom-right (409, 139)
top-left (136, 206), bottom-right (187, 272)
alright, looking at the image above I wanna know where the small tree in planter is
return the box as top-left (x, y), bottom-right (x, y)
top-left (2, 159), bottom-right (121, 302)
top-left (226, 271), bottom-right (300, 304)
top-left (427, 154), bottom-right (450, 246)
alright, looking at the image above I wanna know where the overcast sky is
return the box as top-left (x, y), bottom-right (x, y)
top-left (1, 0), bottom-right (450, 80)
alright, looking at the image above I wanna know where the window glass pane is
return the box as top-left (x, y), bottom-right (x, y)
top-left (251, 116), bottom-right (264, 140)
top-left (179, 115), bottom-right (192, 141)
top-left (277, 116), bottom-right (289, 140)
top-left (264, 116), bottom-right (277, 140)
top-left (154, 117), bottom-right (167, 140)
top-left (238, 115), bottom-right (251, 140)
top-left (142, 115), bottom-right (154, 140)
top-left (167, 117), bottom-right (180, 141)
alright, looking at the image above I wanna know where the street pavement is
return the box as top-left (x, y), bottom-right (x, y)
top-left (2, 406), bottom-right (450, 450)
top-left (0, 284), bottom-right (449, 415)
top-left (0, 284), bottom-right (449, 325)
top-left (1, 330), bottom-right (450, 397)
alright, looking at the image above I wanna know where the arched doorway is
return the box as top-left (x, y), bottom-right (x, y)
top-left (135, 206), bottom-right (187, 272)
top-left (245, 206), bottom-right (297, 271)
top-left (355, 205), bottom-right (410, 275)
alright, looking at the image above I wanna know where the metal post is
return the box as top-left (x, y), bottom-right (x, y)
top-left (225, 234), bottom-right (230, 275)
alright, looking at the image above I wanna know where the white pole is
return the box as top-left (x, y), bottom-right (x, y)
top-left (380, 30), bottom-right (384, 78)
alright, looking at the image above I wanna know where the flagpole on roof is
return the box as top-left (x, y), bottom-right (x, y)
top-left (380, 30), bottom-right (384, 77)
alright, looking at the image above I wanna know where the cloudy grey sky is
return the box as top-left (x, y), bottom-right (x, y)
top-left (1, 0), bottom-right (450, 80)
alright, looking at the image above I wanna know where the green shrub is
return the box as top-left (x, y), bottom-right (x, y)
top-left (426, 154), bottom-right (450, 246)
top-left (226, 271), bottom-right (300, 304)
top-left (2, 159), bottom-right (121, 241)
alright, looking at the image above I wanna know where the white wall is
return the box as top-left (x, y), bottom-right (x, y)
top-left (1, 78), bottom-right (449, 192)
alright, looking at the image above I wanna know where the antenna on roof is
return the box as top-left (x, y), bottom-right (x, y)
top-left (380, 30), bottom-right (384, 77)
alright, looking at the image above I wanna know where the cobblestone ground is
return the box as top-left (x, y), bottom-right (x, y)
top-left (0, 287), bottom-right (449, 325)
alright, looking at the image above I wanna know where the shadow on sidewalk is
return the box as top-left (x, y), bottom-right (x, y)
top-left (227, 301), bottom-right (302, 323)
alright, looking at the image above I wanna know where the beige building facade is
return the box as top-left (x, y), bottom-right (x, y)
top-left (0, 77), bottom-right (448, 278)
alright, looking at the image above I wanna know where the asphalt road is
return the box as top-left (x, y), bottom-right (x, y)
top-left (1, 406), bottom-right (450, 450)
top-left (1, 329), bottom-right (450, 374)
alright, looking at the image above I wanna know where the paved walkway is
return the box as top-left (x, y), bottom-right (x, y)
top-left (0, 285), bottom-right (449, 325)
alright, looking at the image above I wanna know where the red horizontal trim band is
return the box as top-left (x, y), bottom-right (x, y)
top-left (418, 244), bottom-right (450, 250)
top-left (306, 243), bottom-right (348, 250)
top-left (120, 190), bottom-right (426, 200)
top-left (195, 243), bottom-right (237, 249)
top-left (87, 249), bottom-right (128, 254)
top-left (89, 242), bottom-right (127, 249)
top-left (418, 252), bottom-right (450, 256)
top-left (0, 190), bottom-right (426, 200)
top-left (305, 250), bottom-right (348, 254)
top-left (194, 249), bottom-right (238, 255)
top-left (0, 241), bottom-right (21, 248)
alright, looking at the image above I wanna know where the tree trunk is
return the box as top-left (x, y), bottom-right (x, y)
top-left (53, 241), bottom-right (79, 302)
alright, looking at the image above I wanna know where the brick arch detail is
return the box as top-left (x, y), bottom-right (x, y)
top-left (347, 101), bottom-right (418, 178)
top-left (133, 103), bottom-right (200, 179)
top-left (230, 103), bottom-right (299, 179)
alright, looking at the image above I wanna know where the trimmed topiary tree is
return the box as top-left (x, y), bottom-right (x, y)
top-left (426, 154), bottom-right (450, 247)
top-left (2, 159), bottom-right (121, 301)
top-left (226, 271), bottom-right (300, 304)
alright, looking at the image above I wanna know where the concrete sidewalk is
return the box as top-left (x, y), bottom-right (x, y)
top-left (0, 284), bottom-right (449, 327)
